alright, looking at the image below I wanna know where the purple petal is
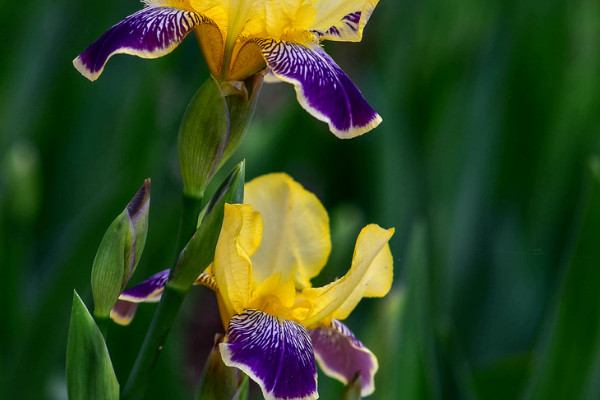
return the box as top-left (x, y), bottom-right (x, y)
top-left (109, 269), bottom-right (169, 325)
top-left (73, 7), bottom-right (202, 81)
top-left (110, 299), bottom-right (139, 325)
top-left (220, 310), bottom-right (318, 400)
top-left (119, 269), bottom-right (169, 303)
top-left (256, 40), bottom-right (381, 139)
top-left (310, 320), bottom-right (378, 396)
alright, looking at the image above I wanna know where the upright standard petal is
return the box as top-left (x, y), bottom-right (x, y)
top-left (310, 319), bottom-right (378, 396)
top-left (73, 7), bottom-right (203, 81)
top-left (302, 224), bottom-right (394, 327)
top-left (220, 309), bottom-right (318, 400)
top-left (213, 204), bottom-right (263, 317)
top-left (244, 173), bottom-right (331, 289)
top-left (311, 0), bottom-right (379, 42)
top-left (256, 40), bottom-right (381, 138)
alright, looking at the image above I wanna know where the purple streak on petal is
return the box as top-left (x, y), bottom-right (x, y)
top-left (257, 40), bottom-right (381, 138)
top-left (126, 179), bottom-right (151, 222)
top-left (220, 310), bottom-right (318, 400)
top-left (310, 319), bottom-right (378, 396)
top-left (73, 7), bottom-right (201, 81)
top-left (325, 11), bottom-right (361, 37)
top-left (119, 269), bottom-right (169, 303)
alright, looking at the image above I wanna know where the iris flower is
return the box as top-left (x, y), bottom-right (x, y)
top-left (73, 0), bottom-right (382, 138)
top-left (112, 173), bottom-right (394, 399)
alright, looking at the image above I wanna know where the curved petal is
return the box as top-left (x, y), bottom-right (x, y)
top-left (310, 319), bottom-right (378, 396)
top-left (73, 7), bottom-right (203, 81)
top-left (256, 40), bottom-right (381, 138)
top-left (244, 173), bottom-right (331, 289)
top-left (109, 269), bottom-right (169, 325)
top-left (213, 204), bottom-right (263, 317)
top-left (118, 269), bottom-right (170, 303)
top-left (220, 309), bottom-right (318, 400)
top-left (311, 0), bottom-right (379, 42)
top-left (302, 224), bottom-right (394, 327)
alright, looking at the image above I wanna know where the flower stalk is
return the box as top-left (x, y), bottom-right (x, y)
top-left (120, 162), bottom-right (245, 398)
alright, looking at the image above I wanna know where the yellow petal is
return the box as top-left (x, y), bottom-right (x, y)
top-left (227, 40), bottom-right (266, 81)
top-left (244, 173), bottom-right (331, 289)
top-left (264, 0), bottom-right (318, 43)
top-left (213, 204), bottom-right (263, 317)
top-left (247, 273), bottom-right (296, 317)
top-left (193, 17), bottom-right (224, 77)
top-left (301, 224), bottom-right (394, 327)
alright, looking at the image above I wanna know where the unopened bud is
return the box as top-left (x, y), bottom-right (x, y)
top-left (91, 180), bottom-right (150, 318)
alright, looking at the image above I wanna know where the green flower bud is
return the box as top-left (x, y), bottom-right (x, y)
top-left (178, 73), bottom-right (263, 198)
top-left (170, 161), bottom-right (245, 290)
top-left (91, 179), bottom-right (150, 318)
top-left (339, 373), bottom-right (362, 400)
top-left (195, 334), bottom-right (248, 400)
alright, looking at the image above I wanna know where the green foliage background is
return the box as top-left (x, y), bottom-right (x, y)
top-left (1, 0), bottom-right (600, 398)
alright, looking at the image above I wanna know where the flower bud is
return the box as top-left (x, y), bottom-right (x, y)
top-left (91, 179), bottom-right (150, 318)
top-left (178, 74), bottom-right (263, 198)
top-left (195, 334), bottom-right (248, 400)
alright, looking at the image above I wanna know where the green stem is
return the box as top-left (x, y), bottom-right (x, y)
top-left (174, 193), bottom-right (204, 260)
top-left (121, 193), bottom-right (203, 400)
top-left (120, 284), bottom-right (186, 400)
top-left (94, 315), bottom-right (110, 340)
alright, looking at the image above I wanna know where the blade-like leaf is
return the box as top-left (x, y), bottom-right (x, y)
top-left (66, 290), bottom-right (119, 400)
top-left (524, 159), bottom-right (600, 400)
top-left (396, 222), bottom-right (440, 400)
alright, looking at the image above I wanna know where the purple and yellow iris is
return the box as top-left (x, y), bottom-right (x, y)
top-left (112, 173), bottom-right (394, 399)
top-left (73, 0), bottom-right (382, 138)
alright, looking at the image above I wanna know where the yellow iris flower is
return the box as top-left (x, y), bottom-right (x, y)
top-left (111, 173), bottom-right (394, 399)
top-left (74, 0), bottom-right (382, 137)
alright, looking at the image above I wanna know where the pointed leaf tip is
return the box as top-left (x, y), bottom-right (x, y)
top-left (67, 290), bottom-right (119, 400)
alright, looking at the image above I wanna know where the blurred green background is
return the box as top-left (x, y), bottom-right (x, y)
top-left (2, 0), bottom-right (600, 399)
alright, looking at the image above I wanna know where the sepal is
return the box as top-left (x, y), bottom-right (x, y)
top-left (178, 73), bottom-right (261, 197)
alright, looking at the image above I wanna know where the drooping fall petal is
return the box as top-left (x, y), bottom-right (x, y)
top-left (73, 7), bottom-right (203, 81)
top-left (220, 309), bottom-right (318, 400)
top-left (310, 319), bottom-right (378, 396)
top-left (256, 40), bottom-right (381, 138)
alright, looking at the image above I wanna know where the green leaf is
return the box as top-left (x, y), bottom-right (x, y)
top-left (232, 375), bottom-right (249, 400)
top-left (472, 353), bottom-right (531, 400)
top-left (66, 290), bottom-right (119, 400)
top-left (524, 158), bottom-right (600, 400)
top-left (395, 222), bottom-right (440, 400)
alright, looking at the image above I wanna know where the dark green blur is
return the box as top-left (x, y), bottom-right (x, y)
top-left (1, 0), bottom-right (600, 399)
